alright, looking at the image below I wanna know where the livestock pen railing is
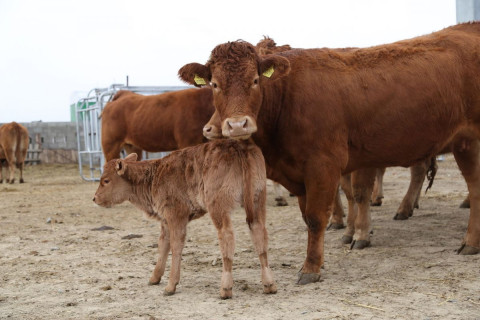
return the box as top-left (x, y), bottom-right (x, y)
top-left (75, 84), bottom-right (189, 181)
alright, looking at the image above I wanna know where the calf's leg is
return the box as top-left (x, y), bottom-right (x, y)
top-left (163, 217), bottom-right (188, 295)
top-left (328, 187), bottom-right (345, 230)
top-left (339, 174), bottom-right (357, 244)
top-left (246, 187), bottom-right (276, 294)
top-left (350, 168), bottom-right (376, 249)
top-left (149, 221), bottom-right (171, 285)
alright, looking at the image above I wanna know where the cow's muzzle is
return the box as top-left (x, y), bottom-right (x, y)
top-left (222, 116), bottom-right (257, 139)
top-left (203, 123), bottom-right (223, 140)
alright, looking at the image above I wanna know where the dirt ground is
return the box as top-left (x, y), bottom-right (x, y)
top-left (1, 155), bottom-right (479, 319)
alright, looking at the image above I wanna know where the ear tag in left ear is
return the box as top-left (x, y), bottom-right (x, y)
top-left (262, 66), bottom-right (274, 78)
top-left (194, 74), bottom-right (206, 85)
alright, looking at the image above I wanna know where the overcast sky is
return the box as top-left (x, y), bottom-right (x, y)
top-left (0, 0), bottom-right (456, 123)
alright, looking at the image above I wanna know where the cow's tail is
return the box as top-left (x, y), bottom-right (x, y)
top-left (425, 157), bottom-right (438, 193)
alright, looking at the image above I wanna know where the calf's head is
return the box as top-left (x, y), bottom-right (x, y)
top-left (93, 153), bottom-right (138, 207)
top-left (179, 40), bottom-right (290, 139)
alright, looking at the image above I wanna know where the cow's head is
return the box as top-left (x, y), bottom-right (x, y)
top-left (93, 153), bottom-right (137, 207)
top-left (179, 40), bottom-right (290, 139)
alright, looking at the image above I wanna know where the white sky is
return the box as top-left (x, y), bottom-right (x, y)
top-left (0, 0), bottom-right (456, 122)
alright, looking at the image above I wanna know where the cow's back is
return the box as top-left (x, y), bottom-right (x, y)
top-left (0, 122), bottom-right (29, 162)
top-left (101, 88), bottom-right (214, 159)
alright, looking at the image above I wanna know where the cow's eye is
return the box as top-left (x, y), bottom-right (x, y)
top-left (103, 179), bottom-right (110, 185)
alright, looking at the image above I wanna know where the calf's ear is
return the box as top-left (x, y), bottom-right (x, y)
top-left (125, 153), bottom-right (138, 161)
top-left (259, 55), bottom-right (290, 81)
top-left (115, 159), bottom-right (127, 176)
top-left (178, 63), bottom-right (211, 87)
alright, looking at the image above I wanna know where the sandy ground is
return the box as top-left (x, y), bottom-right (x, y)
top-left (1, 155), bottom-right (479, 320)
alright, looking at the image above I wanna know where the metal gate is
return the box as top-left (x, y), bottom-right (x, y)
top-left (75, 84), bottom-right (189, 181)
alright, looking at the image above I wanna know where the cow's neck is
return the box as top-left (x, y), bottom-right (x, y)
top-left (124, 161), bottom-right (157, 214)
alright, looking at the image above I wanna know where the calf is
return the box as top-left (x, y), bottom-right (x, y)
top-left (0, 122), bottom-right (29, 184)
top-left (93, 139), bottom-right (276, 299)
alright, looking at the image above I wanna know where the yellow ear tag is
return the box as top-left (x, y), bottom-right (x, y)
top-left (194, 74), bottom-right (206, 85)
top-left (262, 66), bottom-right (275, 78)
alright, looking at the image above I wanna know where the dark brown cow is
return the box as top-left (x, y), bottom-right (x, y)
top-left (93, 139), bottom-right (276, 299)
top-left (101, 88), bottom-right (214, 161)
top-left (0, 122), bottom-right (29, 184)
top-left (179, 23), bottom-right (480, 284)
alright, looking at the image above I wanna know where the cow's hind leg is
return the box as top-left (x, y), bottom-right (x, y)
top-left (327, 187), bottom-right (345, 230)
top-left (246, 186), bottom-right (276, 294)
top-left (350, 168), bottom-right (376, 249)
top-left (371, 167), bottom-right (385, 206)
top-left (4, 148), bottom-right (16, 184)
top-left (339, 174), bottom-right (357, 244)
top-left (149, 221), bottom-right (171, 286)
top-left (394, 161), bottom-right (428, 220)
top-left (452, 137), bottom-right (480, 254)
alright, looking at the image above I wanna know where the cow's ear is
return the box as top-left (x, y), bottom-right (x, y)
top-left (115, 159), bottom-right (127, 176)
top-left (178, 63), bottom-right (211, 87)
top-left (125, 153), bottom-right (138, 162)
top-left (259, 55), bottom-right (290, 80)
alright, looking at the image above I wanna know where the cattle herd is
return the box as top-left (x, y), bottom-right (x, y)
top-left (4, 23), bottom-right (480, 300)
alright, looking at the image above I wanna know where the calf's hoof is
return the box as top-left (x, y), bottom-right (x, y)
top-left (459, 200), bottom-right (470, 209)
top-left (457, 244), bottom-right (480, 255)
top-left (296, 272), bottom-right (321, 285)
top-left (393, 213), bottom-right (409, 220)
top-left (327, 223), bottom-right (345, 230)
top-left (350, 240), bottom-right (370, 250)
top-left (263, 283), bottom-right (277, 294)
top-left (341, 235), bottom-right (353, 244)
top-left (220, 287), bottom-right (233, 299)
top-left (163, 289), bottom-right (175, 296)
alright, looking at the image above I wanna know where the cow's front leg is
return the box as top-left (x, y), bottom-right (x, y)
top-left (297, 162), bottom-right (340, 285)
top-left (149, 221), bottom-right (170, 285)
top-left (453, 137), bottom-right (480, 254)
top-left (164, 217), bottom-right (188, 296)
top-left (350, 168), bottom-right (376, 249)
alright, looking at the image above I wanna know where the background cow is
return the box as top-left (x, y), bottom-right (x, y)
top-left (0, 122), bottom-right (29, 184)
top-left (179, 23), bottom-right (480, 285)
top-left (93, 140), bottom-right (276, 299)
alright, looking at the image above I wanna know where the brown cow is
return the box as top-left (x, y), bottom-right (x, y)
top-left (0, 122), bottom-right (29, 184)
top-left (101, 88), bottom-right (214, 161)
top-left (93, 139), bottom-right (276, 299)
top-left (179, 23), bottom-right (480, 285)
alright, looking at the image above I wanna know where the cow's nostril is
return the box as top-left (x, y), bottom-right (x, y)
top-left (241, 119), bottom-right (247, 129)
top-left (205, 126), bottom-right (212, 133)
top-left (93, 197), bottom-right (96, 202)
top-left (227, 121), bottom-right (233, 130)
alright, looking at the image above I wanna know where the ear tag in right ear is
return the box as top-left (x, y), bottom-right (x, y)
top-left (194, 74), bottom-right (206, 85)
top-left (262, 66), bottom-right (275, 78)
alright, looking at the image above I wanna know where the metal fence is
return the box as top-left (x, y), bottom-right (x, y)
top-left (75, 84), bottom-right (189, 181)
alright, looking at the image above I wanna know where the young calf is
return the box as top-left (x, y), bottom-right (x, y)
top-left (93, 139), bottom-right (276, 299)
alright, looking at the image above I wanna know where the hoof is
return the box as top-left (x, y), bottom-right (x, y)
top-left (327, 223), bottom-right (345, 230)
top-left (220, 288), bottom-right (233, 299)
top-left (275, 199), bottom-right (288, 206)
top-left (20, 178), bottom-right (24, 183)
top-left (148, 279), bottom-right (160, 286)
top-left (341, 235), bottom-right (353, 244)
top-left (457, 244), bottom-right (480, 255)
top-left (296, 272), bottom-right (321, 285)
top-left (0, 180), bottom-right (2, 183)
top-left (163, 289), bottom-right (175, 296)
top-left (350, 240), bottom-right (371, 250)
top-left (263, 283), bottom-right (277, 294)
top-left (414, 203), bottom-right (419, 209)
top-left (459, 201), bottom-right (470, 209)
top-left (370, 198), bottom-right (383, 206)
top-left (393, 213), bottom-right (409, 220)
